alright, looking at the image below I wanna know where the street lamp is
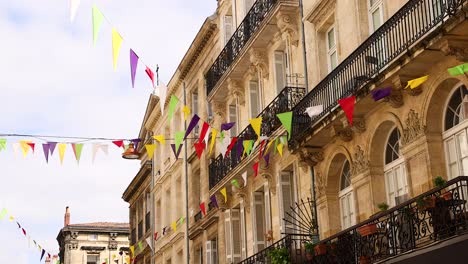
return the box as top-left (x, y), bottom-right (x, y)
top-left (122, 143), bottom-right (140, 160)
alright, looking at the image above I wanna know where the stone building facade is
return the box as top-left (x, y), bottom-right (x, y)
top-left (56, 207), bottom-right (130, 264)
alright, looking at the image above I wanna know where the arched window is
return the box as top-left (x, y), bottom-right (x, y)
top-left (339, 160), bottom-right (355, 229)
top-left (384, 128), bottom-right (407, 206)
top-left (443, 84), bottom-right (468, 179)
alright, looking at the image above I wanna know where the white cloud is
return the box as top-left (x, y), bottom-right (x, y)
top-left (0, 0), bottom-right (217, 262)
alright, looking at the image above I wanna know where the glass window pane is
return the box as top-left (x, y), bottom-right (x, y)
top-left (372, 8), bottom-right (382, 30)
top-left (327, 28), bottom-right (335, 49)
top-left (330, 52), bottom-right (337, 70)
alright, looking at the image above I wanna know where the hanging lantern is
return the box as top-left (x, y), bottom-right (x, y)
top-left (122, 143), bottom-right (140, 160)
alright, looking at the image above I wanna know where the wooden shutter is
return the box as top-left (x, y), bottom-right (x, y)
top-left (264, 184), bottom-right (272, 238)
top-left (224, 15), bottom-right (233, 44)
top-left (280, 171), bottom-right (294, 234)
top-left (249, 81), bottom-right (260, 118)
top-left (231, 209), bottom-right (242, 262)
top-left (274, 51), bottom-right (286, 94)
top-left (224, 210), bottom-right (233, 263)
top-left (253, 192), bottom-right (265, 252)
top-left (240, 201), bottom-right (247, 258)
top-left (206, 241), bottom-right (212, 264)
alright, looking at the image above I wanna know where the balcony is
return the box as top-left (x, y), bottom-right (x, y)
top-left (209, 86), bottom-right (305, 190)
top-left (205, 0), bottom-right (279, 96)
top-left (289, 0), bottom-right (467, 150)
top-left (138, 221), bottom-right (143, 240)
top-left (240, 176), bottom-right (468, 263)
top-left (145, 212), bottom-right (151, 232)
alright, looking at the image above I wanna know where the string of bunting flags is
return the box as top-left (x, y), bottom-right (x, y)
top-left (0, 208), bottom-right (59, 263)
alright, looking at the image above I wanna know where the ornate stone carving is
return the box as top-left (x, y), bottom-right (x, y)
top-left (276, 12), bottom-right (299, 46)
top-left (262, 172), bottom-right (277, 195)
top-left (236, 187), bottom-right (250, 213)
top-left (337, 127), bottom-right (353, 142)
top-left (70, 231), bottom-right (79, 239)
top-left (406, 86), bottom-right (423, 96)
top-left (351, 117), bottom-right (366, 134)
top-left (109, 232), bottom-right (118, 241)
top-left (402, 109), bottom-right (426, 145)
top-left (108, 242), bottom-right (118, 250)
top-left (440, 39), bottom-right (468, 62)
top-left (227, 79), bottom-right (245, 105)
top-left (298, 147), bottom-right (324, 167)
top-left (384, 88), bottom-right (404, 108)
top-left (212, 100), bottom-right (226, 121)
top-left (249, 49), bottom-right (269, 78)
top-left (351, 145), bottom-right (369, 175)
top-left (315, 172), bottom-right (326, 197)
top-left (68, 241), bottom-right (78, 250)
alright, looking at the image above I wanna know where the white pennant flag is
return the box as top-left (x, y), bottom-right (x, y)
top-left (145, 237), bottom-right (153, 251)
top-left (12, 142), bottom-right (20, 158)
top-left (305, 105), bottom-right (323, 118)
top-left (70, 0), bottom-right (80, 22)
top-left (91, 144), bottom-right (100, 163)
top-left (204, 127), bottom-right (211, 149)
top-left (220, 136), bottom-right (231, 158)
top-left (100, 144), bottom-right (109, 155)
top-left (155, 81), bottom-right (168, 114)
top-left (242, 171), bottom-right (247, 187)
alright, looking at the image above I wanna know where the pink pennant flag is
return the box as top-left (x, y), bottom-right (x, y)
top-left (130, 49), bottom-right (139, 88)
top-left (145, 66), bottom-right (155, 88)
top-left (194, 142), bottom-right (205, 159)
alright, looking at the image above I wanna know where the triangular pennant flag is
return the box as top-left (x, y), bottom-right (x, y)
top-left (153, 135), bottom-right (166, 145)
top-left (112, 140), bottom-right (124, 148)
top-left (277, 143), bottom-right (284, 156)
top-left (219, 131), bottom-right (225, 142)
top-left (154, 232), bottom-right (158, 241)
top-left (225, 137), bottom-right (237, 157)
top-left (129, 49), bottom-right (139, 88)
top-left (168, 95), bottom-right (179, 123)
top-left (138, 241), bottom-right (143, 251)
top-left (40, 249), bottom-right (45, 261)
top-left (70, 0), bottom-right (80, 22)
top-left (371, 87), bottom-right (392, 101)
top-left (58, 143), bottom-right (67, 164)
top-left (131, 138), bottom-right (142, 150)
top-left (16, 221), bottom-right (21, 228)
top-left (265, 138), bottom-right (275, 154)
top-left (338, 96), bottom-right (356, 127)
top-left (112, 28), bottom-right (123, 71)
top-left (221, 122), bottom-right (235, 131)
top-left (243, 140), bottom-right (254, 156)
top-left (185, 114), bottom-right (200, 140)
top-left (129, 246), bottom-right (134, 257)
top-left (182, 106), bottom-right (191, 121)
top-left (171, 144), bottom-right (183, 159)
top-left (145, 66), bottom-right (155, 88)
top-left (253, 162), bottom-right (259, 177)
top-left (199, 202), bottom-right (206, 216)
top-left (9, 215), bottom-right (14, 222)
top-left (162, 227), bottom-right (167, 235)
top-left (210, 195), bottom-right (218, 208)
top-left (405, 75), bottom-right (428, 89)
top-left (236, 138), bottom-right (244, 160)
top-left (178, 217), bottom-right (185, 225)
top-left (448, 63), bottom-right (468, 76)
top-left (231, 179), bottom-right (240, 188)
top-left (220, 187), bottom-right (227, 203)
top-left (194, 142), bottom-right (205, 159)
top-left (0, 139), bottom-right (6, 151)
top-left (175, 131), bottom-right (185, 153)
top-left (145, 237), bottom-right (153, 251)
top-left (145, 144), bottom-right (157, 160)
top-left (258, 140), bottom-right (266, 159)
top-left (274, 138), bottom-right (279, 154)
top-left (264, 153), bottom-right (270, 166)
top-left (72, 143), bottom-right (84, 163)
top-left (220, 136), bottom-right (231, 158)
top-left (22, 228), bottom-right (26, 236)
top-left (0, 208), bottom-right (7, 220)
top-left (199, 122), bottom-right (210, 143)
top-left (242, 172), bottom-right (247, 187)
top-left (42, 144), bottom-right (50, 163)
top-left (49, 142), bottom-right (57, 156)
top-left (100, 144), bottom-right (109, 155)
top-left (209, 129), bottom-right (218, 155)
top-left (171, 221), bottom-right (177, 232)
top-left (249, 117), bottom-right (262, 138)
top-left (19, 141), bottom-right (30, 158)
top-left (277, 112), bottom-right (292, 140)
top-left (92, 5), bottom-right (104, 47)
top-left (27, 143), bottom-right (35, 153)
top-left (155, 81), bottom-right (167, 114)
top-left (305, 105), bottom-right (323, 118)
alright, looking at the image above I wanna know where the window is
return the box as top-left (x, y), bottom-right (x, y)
top-left (165, 188), bottom-right (171, 227)
top-left (192, 91), bottom-right (199, 136)
top-left (249, 80), bottom-right (261, 118)
top-left (89, 234), bottom-right (98, 241)
top-left (224, 209), bottom-right (242, 263)
top-left (274, 51), bottom-right (286, 94)
top-left (384, 128), bottom-right (407, 206)
top-left (229, 104), bottom-right (238, 135)
top-left (369, 0), bottom-right (383, 33)
top-left (326, 26), bottom-right (338, 72)
top-left (87, 254), bottom-right (99, 264)
top-left (156, 199), bottom-right (161, 234)
top-left (244, 0), bottom-right (255, 16)
top-left (339, 160), bottom-right (355, 229)
top-left (206, 238), bottom-right (218, 264)
top-left (443, 84), bottom-right (468, 180)
top-left (207, 103), bottom-right (213, 123)
top-left (176, 177), bottom-right (183, 217)
top-left (252, 185), bottom-right (271, 252)
top-left (279, 170), bottom-right (296, 234)
top-left (223, 15), bottom-right (233, 45)
top-left (240, 201), bottom-right (247, 258)
top-left (196, 245), bottom-right (203, 264)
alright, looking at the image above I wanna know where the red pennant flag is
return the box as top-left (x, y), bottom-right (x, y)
top-left (253, 161), bottom-right (259, 177)
top-left (338, 96), bottom-right (356, 127)
top-left (225, 137), bottom-right (238, 157)
top-left (258, 140), bottom-right (266, 159)
top-left (194, 142), bottom-right (206, 159)
top-left (27, 143), bottom-right (35, 153)
top-left (198, 122), bottom-right (210, 143)
top-left (112, 140), bottom-right (124, 148)
top-left (22, 228), bottom-right (26, 236)
top-left (200, 202), bottom-right (206, 216)
top-left (145, 66), bottom-right (155, 87)
top-left (154, 232), bottom-right (158, 241)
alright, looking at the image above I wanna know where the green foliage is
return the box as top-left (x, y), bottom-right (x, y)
top-left (268, 247), bottom-right (290, 264)
top-left (377, 202), bottom-right (389, 211)
top-left (304, 242), bottom-right (314, 253)
top-left (433, 176), bottom-right (447, 188)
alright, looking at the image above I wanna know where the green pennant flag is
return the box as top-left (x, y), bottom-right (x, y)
top-left (0, 208), bottom-right (7, 220)
top-left (280, 136), bottom-right (287, 145)
top-left (72, 143), bottom-right (84, 163)
top-left (231, 179), bottom-right (240, 188)
top-left (138, 241), bottom-right (143, 251)
top-left (175, 131), bottom-right (185, 153)
top-left (168, 95), bottom-right (180, 123)
top-left (448, 63), bottom-right (468, 76)
top-left (243, 140), bottom-right (254, 156)
top-left (0, 139), bottom-right (6, 151)
top-left (274, 138), bottom-right (279, 154)
top-left (277, 111), bottom-right (292, 140)
top-left (92, 5), bottom-right (105, 47)
top-left (178, 217), bottom-right (185, 225)
top-left (219, 131), bottom-right (225, 142)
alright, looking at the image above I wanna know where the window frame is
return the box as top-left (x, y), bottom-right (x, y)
top-left (326, 25), bottom-right (338, 72)
top-left (368, 0), bottom-right (384, 33)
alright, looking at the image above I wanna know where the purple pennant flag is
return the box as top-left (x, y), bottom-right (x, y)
top-left (221, 122), bottom-right (235, 131)
top-left (264, 153), bottom-right (270, 167)
top-left (210, 195), bottom-right (219, 208)
top-left (48, 142), bottom-right (57, 156)
top-left (16, 222), bottom-right (20, 228)
top-left (236, 138), bottom-right (244, 160)
top-left (371, 86), bottom-right (392, 101)
top-left (42, 144), bottom-right (50, 163)
top-left (184, 114), bottom-right (200, 140)
top-left (40, 249), bottom-right (45, 261)
top-left (130, 49), bottom-right (139, 88)
top-left (171, 144), bottom-right (183, 159)
top-left (131, 138), bottom-right (142, 150)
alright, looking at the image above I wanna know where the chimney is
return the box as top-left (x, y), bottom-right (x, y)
top-left (64, 206), bottom-right (70, 227)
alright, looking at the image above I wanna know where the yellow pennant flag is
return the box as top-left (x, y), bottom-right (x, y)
top-left (405, 75), bottom-right (428, 89)
top-left (220, 187), bottom-right (227, 203)
top-left (129, 245), bottom-right (134, 257)
top-left (249, 117), bottom-right (262, 138)
top-left (182, 105), bottom-right (191, 121)
top-left (9, 215), bottom-right (14, 222)
top-left (265, 138), bottom-right (275, 154)
top-left (277, 143), bottom-right (284, 157)
top-left (19, 140), bottom-right (31, 158)
top-left (111, 28), bottom-right (123, 71)
top-left (171, 221), bottom-right (177, 232)
top-left (153, 135), bottom-right (165, 145)
top-left (145, 144), bottom-right (157, 160)
top-left (58, 143), bottom-right (67, 164)
top-left (209, 129), bottom-right (218, 155)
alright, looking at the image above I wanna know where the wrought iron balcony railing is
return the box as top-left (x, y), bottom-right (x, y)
top-left (145, 212), bottom-right (151, 232)
top-left (137, 221), bottom-right (143, 240)
top-left (290, 0), bottom-right (467, 149)
top-left (240, 176), bottom-right (468, 264)
top-left (209, 86), bottom-right (305, 190)
top-left (205, 0), bottom-right (279, 96)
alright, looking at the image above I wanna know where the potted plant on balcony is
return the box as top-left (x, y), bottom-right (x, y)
top-left (314, 243), bottom-right (327, 256)
top-left (434, 176), bottom-right (452, 201)
top-left (304, 241), bottom-right (314, 260)
top-left (358, 202), bottom-right (388, 237)
top-left (268, 247), bottom-right (290, 264)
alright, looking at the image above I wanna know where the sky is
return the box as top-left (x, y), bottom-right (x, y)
top-left (0, 0), bottom-right (217, 262)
